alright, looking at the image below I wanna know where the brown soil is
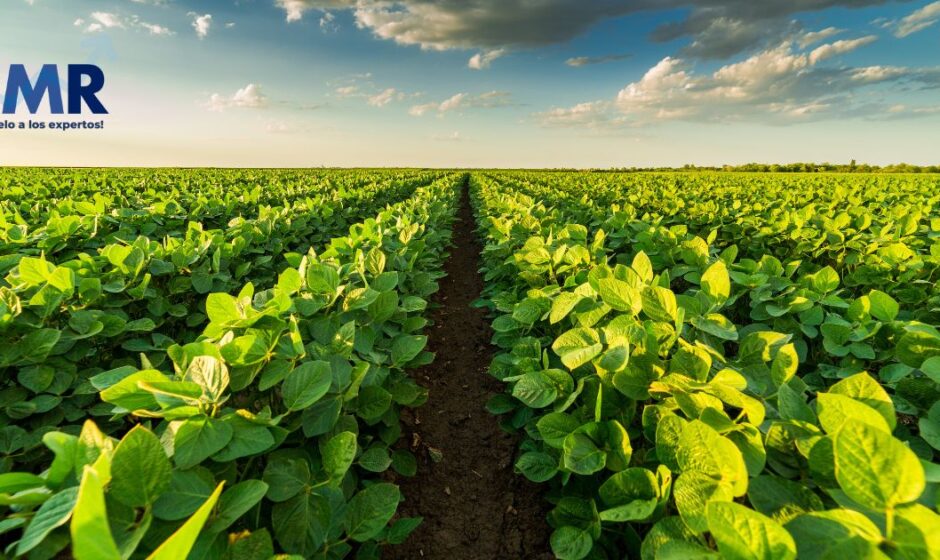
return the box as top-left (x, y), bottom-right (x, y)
top-left (387, 178), bottom-right (553, 560)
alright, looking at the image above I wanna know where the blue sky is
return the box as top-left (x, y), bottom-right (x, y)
top-left (1, 0), bottom-right (939, 167)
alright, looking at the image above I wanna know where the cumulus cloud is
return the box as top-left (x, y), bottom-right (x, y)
top-left (807, 35), bottom-right (877, 65)
top-left (566, 53), bottom-right (631, 67)
top-left (468, 49), bottom-right (506, 69)
top-left (138, 22), bottom-right (174, 36)
top-left (537, 35), bottom-right (940, 128)
top-left (74, 12), bottom-right (125, 33)
top-left (276, 0), bottom-right (355, 23)
top-left (409, 91), bottom-right (513, 116)
top-left (74, 12), bottom-right (173, 35)
top-left (335, 85), bottom-right (360, 98)
top-left (190, 13), bottom-right (212, 39)
top-left (205, 84), bottom-right (268, 111)
top-left (368, 87), bottom-right (402, 106)
top-left (276, 0), bottom-right (902, 61)
top-left (889, 1), bottom-right (940, 37)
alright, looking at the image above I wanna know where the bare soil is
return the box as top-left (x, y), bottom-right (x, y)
top-left (387, 178), bottom-right (552, 560)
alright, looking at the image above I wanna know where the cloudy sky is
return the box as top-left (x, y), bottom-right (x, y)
top-left (1, 0), bottom-right (939, 167)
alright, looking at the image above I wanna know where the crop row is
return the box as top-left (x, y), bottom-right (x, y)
top-left (472, 172), bottom-right (940, 559)
top-left (0, 171), bottom-right (463, 558)
top-left (0, 170), bottom-right (437, 477)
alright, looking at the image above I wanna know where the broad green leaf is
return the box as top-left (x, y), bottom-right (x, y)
top-left (896, 330), bottom-right (940, 368)
top-left (868, 290), bottom-right (899, 322)
top-left (700, 261), bottom-right (730, 303)
top-left (550, 526), bottom-right (593, 560)
top-left (640, 516), bottom-right (702, 560)
top-left (99, 369), bottom-right (169, 411)
top-left (746, 475), bottom-right (824, 524)
top-left (816, 392), bottom-right (890, 434)
top-left (344, 483), bottom-right (400, 542)
top-left (537, 412), bottom-right (581, 448)
top-left (263, 458), bottom-right (311, 503)
top-left (706, 501), bottom-right (796, 560)
top-left (551, 292), bottom-right (584, 324)
top-left (391, 335), bottom-right (427, 365)
top-left (173, 415), bottom-right (234, 469)
top-left (677, 421), bottom-right (747, 496)
top-left (109, 425), bottom-right (172, 508)
top-left (597, 277), bottom-right (641, 314)
top-left (386, 517), bottom-right (423, 545)
top-left (281, 361), bottom-right (332, 411)
top-left (673, 471), bottom-right (734, 534)
top-left (811, 266), bottom-right (840, 293)
top-left (562, 432), bottom-right (606, 475)
top-left (642, 286), bottom-right (678, 322)
top-left (152, 468), bottom-right (215, 521)
top-left (834, 422), bottom-right (925, 510)
top-left (512, 371), bottom-right (558, 408)
top-left (552, 328), bottom-right (603, 370)
top-left (322, 431), bottom-right (358, 481)
top-left (828, 372), bottom-right (895, 430)
top-left (921, 356), bottom-right (940, 384)
top-left (358, 447), bottom-right (392, 473)
top-left (213, 416), bottom-right (275, 462)
top-left (892, 504), bottom-right (940, 559)
top-left (16, 487), bottom-right (79, 556)
top-left (516, 452), bottom-right (558, 483)
top-left (184, 355), bottom-right (229, 402)
top-left (784, 509), bottom-right (884, 560)
top-left (272, 491), bottom-right (331, 555)
top-left (0, 472), bottom-right (45, 494)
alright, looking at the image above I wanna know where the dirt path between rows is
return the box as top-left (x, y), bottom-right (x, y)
top-left (387, 177), bottom-right (552, 560)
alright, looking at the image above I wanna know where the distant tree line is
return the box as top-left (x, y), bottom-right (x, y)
top-left (591, 161), bottom-right (940, 173)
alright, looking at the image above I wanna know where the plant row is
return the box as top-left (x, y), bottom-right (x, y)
top-left (471, 172), bottom-right (940, 560)
top-left (0, 172), bottom-right (463, 559)
top-left (0, 171), bottom-right (440, 478)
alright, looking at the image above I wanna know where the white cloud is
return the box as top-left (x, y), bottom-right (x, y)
top-left (807, 35), bottom-right (877, 65)
top-left (205, 84), bottom-right (268, 111)
top-left (891, 1), bottom-right (940, 37)
top-left (468, 49), bottom-right (506, 70)
top-left (537, 35), bottom-right (937, 128)
top-left (368, 87), bottom-right (401, 107)
top-left (190, 13), bottom-right (212, 39)
top-left (75, 12), bottom-right (125, 33)
top-left (335, 85), bottom-right (360, 98)
top-left (74, 12), bottom-right (173, 36)
top-left (410, 91), bottom-right (512, 117)
top-left (225, 22), bottom-right (236, 28)
top-left (138, 22), bottom-right (174, 36)
top-left (276, 0), bottom-right (355, 23)
top-left (798, 27), bottom-right (844, 48)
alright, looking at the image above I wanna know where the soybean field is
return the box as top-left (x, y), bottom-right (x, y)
top-left (1, 169), bottom-right (939, 560)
